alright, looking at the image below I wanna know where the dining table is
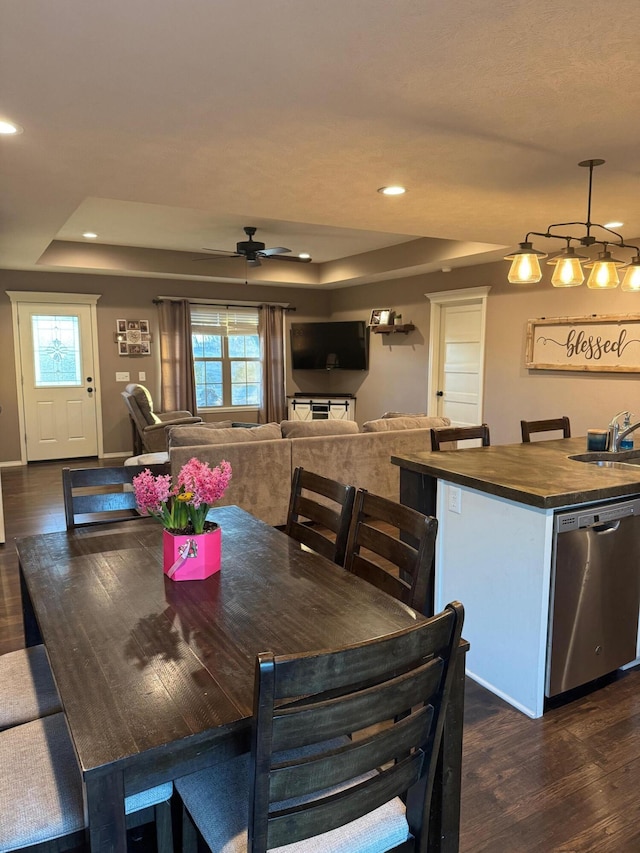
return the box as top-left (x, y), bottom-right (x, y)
top-left (17, 504), bottom-right (467, 853)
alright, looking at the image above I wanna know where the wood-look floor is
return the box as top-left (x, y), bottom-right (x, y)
top-left (2, 460), bottom-right (640, 852)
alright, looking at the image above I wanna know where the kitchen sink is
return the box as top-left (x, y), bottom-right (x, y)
top-left (570, 452), bottom-right (640, 469)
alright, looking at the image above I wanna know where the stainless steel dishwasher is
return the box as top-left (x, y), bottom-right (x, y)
top-left (546, 497), bottom-right (640, 698)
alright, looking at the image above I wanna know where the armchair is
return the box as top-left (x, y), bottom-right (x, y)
top-left (121, 383), bottom-right (202, 453)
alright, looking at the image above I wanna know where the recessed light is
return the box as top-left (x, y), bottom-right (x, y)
top-left (82, 232), bottom-right (98, 239)
top-left (298, 252), bottom-right (311, 259)
top-left (377, 186), bottom-right (406, 196)
top-left (0, 120), bottom-right (23, 135)
top-left (604, 221), bottom-right (623, 229)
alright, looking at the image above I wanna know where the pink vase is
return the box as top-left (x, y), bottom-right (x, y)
top-left (162, 527), bottom-right (221, 581)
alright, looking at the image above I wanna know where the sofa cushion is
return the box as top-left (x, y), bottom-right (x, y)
top-left (168, 422), bottom-right (282, 447)
top-left (280, 420), bottom-right (360, 438)
top-left (362, 416), bottom-right (451, 432)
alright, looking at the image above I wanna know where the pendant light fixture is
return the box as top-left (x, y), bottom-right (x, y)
top-left (505, 159), bottom-right (640, 289)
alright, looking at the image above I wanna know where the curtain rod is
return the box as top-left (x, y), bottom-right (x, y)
top-left (154, 296), bottom-right (295, 311)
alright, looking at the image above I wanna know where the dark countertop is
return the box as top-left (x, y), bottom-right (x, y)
top-left (391, 436), bottom-right (640, 509)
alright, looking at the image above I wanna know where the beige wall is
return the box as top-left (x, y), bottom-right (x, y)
top-left (2, 260), bottom-right (640, 464)
top-left (0, 269), bottom-right (330, 463)
top-left (329, 260), bottom-right (640, 442)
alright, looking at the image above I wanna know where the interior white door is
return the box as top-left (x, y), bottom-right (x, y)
top-left (426, 286), bottom-right (490, 431)
top-left (17, 303), bottom-right (99, 461)
top-left (436, 302), bottom-right (484, 425)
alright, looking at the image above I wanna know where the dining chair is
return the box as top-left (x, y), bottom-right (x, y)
top-left (520, 416), bottom-right (571, 442)
top-left (62, 462), bottom-right (169, 529)
top-left (0, 645), bottom-right (62, 732)
top-left (430, 423), bottom-right (491, 451)
top-left (0, 712), bottom-right (173, 853)
top-left (284, 467), bottom-right (356, 566)
top-left (343, 489), bottom-right (438, 615)
top-left (175, 601), bottom-right (464, 853)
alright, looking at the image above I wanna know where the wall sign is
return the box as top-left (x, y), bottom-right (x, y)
top-left (115, 319), bottom-right (152, 356)
top-left (525, 314), bottom-right (640, 372)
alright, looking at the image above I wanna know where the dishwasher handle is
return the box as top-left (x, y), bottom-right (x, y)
top-left (586, 520), bottom-right (621, 534)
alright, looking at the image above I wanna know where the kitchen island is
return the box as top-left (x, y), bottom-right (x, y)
top-left (392, 437), bottom-right (640, 717)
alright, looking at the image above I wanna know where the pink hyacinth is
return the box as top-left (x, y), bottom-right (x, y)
top-left (177, 458), bottom-right (233, 509)
top-left (133, 469), bottom-right (174, 515)
top-left (133, 458), bottom-right (231, 533)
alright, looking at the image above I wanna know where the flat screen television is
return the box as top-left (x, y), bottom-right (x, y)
top-left (290, 321), bottom-right (369, 371)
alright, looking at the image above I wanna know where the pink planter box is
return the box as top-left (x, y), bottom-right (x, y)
top-left (162, 527), bottom-right (221, 581)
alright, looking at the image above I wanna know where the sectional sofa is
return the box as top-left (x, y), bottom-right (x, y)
top-left (166, 415), bottom-right (451, 526)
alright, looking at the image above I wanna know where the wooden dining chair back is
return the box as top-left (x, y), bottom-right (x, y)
top-left (344, 489), bottom-right (438, 614)
top-left (285, 467), bottom-right (356, 566)
top-left (430, 424), bottom-right (491, 451)
top-left (62, 463), bottom-right (169, 529)
top-left (175, 601), bottom-right (464, 853)
top-left (520, 416), bottom-right (571, 442)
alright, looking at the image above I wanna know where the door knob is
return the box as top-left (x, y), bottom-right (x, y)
top-left (87, 388), bottom-right (94, 394)
top-left (436, 390), bottom-right (444, 397)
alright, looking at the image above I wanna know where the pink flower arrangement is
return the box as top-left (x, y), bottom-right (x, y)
top-left (133, 457), bottom-right (232, 534)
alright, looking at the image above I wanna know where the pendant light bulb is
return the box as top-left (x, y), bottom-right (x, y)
top-left (504, 242), bottom-right (546, 284)
top-left (585, 250), bottom-right (624, 289)
top-left (548, 246), bottom-right (586, 287)
top-left (621, 256), bottom-right (640, 292)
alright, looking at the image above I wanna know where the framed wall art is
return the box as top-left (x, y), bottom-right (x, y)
top-left (369, 309), bottom-right (392, 326)
top-left (525, 314), bottom-right (640, 372)
top-left (115, 319), bottom-right (152, 356)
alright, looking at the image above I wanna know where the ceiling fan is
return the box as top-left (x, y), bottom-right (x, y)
top-left (194, 226), bottom-right (312, 267)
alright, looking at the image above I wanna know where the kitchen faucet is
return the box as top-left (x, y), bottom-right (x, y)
top-left (608, 411), bottom-right (640, 452)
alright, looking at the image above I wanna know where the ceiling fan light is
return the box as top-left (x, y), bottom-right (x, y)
top-left (504, 242), bottom-right (547, 284)
top-left (621, 256), bottom-right (640, 292)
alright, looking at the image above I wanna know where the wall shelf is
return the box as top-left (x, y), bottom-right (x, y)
top-left (371, 324), bottom-right (415, 335)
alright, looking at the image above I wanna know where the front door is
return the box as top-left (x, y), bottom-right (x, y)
top-left (17, 302), bottom-right (99, 461)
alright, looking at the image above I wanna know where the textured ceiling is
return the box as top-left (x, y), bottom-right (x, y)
top-left (1, 0), bottom-right (639, 288)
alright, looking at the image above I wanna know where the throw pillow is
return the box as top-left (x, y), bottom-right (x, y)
top-left (280, 420), bottom-right (360, 438)
top-left (361, 416), bottom-right (451, 432)
top-left (168, 422), bottom-right (282, 447)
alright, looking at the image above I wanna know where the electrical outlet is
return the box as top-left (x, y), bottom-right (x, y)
top-left (448, 485), bottom-right (462, 514)
top-left (138, 371), bottom-right (146, 381)
top-left (115, 372), bottom-right (130, 382)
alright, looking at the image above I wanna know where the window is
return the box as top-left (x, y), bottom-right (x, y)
top-left (191, 306), bottom-right (261, 409)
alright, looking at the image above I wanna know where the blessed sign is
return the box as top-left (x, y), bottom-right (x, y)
top-left (525, 315), bottom-right (640, 372)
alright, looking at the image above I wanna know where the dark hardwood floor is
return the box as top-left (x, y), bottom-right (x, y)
top-left (2, 459), bottom-right (640, 851)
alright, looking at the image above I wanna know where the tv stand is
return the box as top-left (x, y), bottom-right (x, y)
top-left (288, 395), bottom-right (356, 421)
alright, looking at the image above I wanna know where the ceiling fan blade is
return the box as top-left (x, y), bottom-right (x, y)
top-left (261, 246), bottom-right (291, 256)
top-left (262, 253), bottom-right (312, 263)
top-left (193, 248), bottom-right (243, 262)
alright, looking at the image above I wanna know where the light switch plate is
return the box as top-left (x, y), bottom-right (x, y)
top-left (138, 371), bottom-right (146, 381)
top-left (448, 485), bottom-right (462, 514)
top-left (115, 372), bottom-right (130, 382)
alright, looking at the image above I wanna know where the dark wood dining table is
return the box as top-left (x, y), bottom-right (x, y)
top-left (17, 505), bottom-right (467, 853)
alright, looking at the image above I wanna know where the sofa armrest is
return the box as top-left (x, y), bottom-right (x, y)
top-left (156, 412), bottom-right (201, 423)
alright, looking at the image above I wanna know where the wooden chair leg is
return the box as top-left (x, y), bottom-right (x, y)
top-left (181, 804), bottom-right (199, 853)
top-left (154, 800), bottom-right (174, 853)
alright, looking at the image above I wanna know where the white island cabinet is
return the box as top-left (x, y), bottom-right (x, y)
top-left (434, 481), bottom-right (554, 717)
top-left (392, 436), bottom-right (640, 718)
